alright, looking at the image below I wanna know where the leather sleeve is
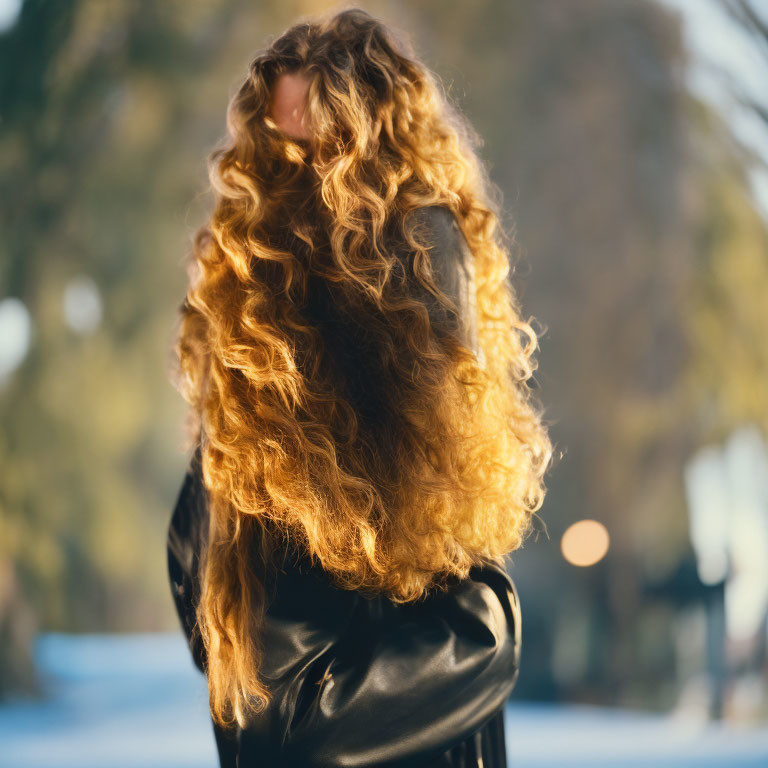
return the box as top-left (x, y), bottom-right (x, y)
top-left (166, 444), bottom-right (208, 676)
top-left (242, 551), bottom-right (521, 768)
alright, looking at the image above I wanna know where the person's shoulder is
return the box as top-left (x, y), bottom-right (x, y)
top-left (407, 204), bottom-right (470, 261)
top-left (406, 203), bottom-right (461, 238)
top-left (396, 205), bottom-right (467, 267)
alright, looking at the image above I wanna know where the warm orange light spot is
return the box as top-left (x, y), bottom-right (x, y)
top-left (561, 519), bottom-right (609, 567)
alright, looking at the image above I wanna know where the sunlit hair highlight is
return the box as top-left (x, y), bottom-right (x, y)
top-left (172, 6), bottom-right (553, 730)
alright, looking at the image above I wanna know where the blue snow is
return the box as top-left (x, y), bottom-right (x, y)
top-left (0, 632), bottom-right (765, 768)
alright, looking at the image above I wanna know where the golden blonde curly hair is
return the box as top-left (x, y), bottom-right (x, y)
top-left (172, 6), bottom-right (553, 730)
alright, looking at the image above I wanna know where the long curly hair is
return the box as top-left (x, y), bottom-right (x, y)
top-left (172, 6), bottom-right (553, 730)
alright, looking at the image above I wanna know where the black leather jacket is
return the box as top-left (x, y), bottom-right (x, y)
top-left (166, 206), bottom-right (522, 767)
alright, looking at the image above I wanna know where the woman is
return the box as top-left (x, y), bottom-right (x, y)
top-left (167, 7), bottom-right (552, 767)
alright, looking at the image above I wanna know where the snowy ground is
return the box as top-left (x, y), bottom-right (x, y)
top-left (0, 632), bottom-right (766, 768)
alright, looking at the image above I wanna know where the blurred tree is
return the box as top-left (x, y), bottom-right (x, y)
top-left (413, 0), bottom-right (768, 708)
top-left (0, 0), bottom-right (287, 695)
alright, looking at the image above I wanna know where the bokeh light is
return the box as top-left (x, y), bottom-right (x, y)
top-left (0, 296), bottom-right (31, 381)
top-left (63, 275), bottom-right (103, 335)
top-left (561, 520), bottom-right (610, 568)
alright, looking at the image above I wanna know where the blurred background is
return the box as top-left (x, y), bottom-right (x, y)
top-left (1, 0), bottom-right (767, 766)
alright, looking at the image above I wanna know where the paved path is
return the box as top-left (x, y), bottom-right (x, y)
top-left (0, 632), bottom-right (765, 768)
